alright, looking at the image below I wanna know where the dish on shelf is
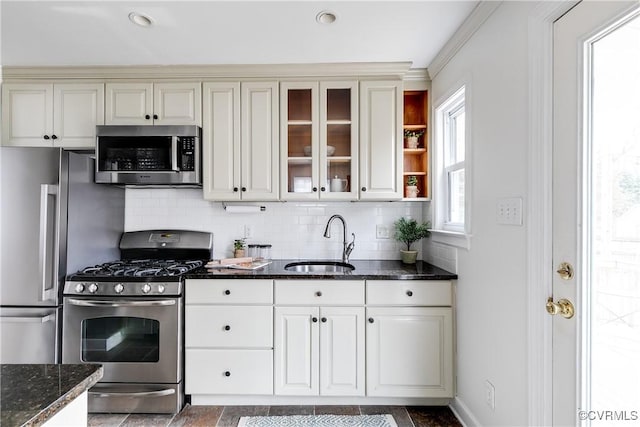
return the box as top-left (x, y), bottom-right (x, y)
top-left (303, 145), bottom-right (336, 157)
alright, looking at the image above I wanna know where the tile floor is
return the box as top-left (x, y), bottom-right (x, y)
top-left (88, 405), bottom-right (463, 427)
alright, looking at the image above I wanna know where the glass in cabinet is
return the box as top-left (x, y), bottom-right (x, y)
top-left (280, 81), bottom-right (358, 200)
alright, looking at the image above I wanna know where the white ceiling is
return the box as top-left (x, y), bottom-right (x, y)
top-left (0, 1), bottom-right (478, 69)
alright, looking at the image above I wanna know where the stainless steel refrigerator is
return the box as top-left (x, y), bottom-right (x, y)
top-left (0, 148), bottom-right (124, 363)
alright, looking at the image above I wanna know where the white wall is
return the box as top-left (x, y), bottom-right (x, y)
top-left (429, 2), bottom-right (536, 425)
top-left (125, 188), bottom-right (424, 261)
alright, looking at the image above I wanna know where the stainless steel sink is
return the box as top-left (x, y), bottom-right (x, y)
top-left (284, 261), bottom-right (355, 274)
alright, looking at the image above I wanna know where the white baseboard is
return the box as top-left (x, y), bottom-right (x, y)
top-left (449, 397), bottom-right (481, 427)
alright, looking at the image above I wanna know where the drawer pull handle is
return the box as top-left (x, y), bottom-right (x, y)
top-left (406, 290), bottom-right (413, 297)
top-left (315, 291), bottom-right (322, 297)
top-left (224, 325), bottom-right (231, 331)
top-left (224, 371), bottom-right (231, 377)
top-left (321, 317), bottom-right (327, 323)
top-left (368, 317), bottom-right (374, 323)
top-left (224, 290), bottom-right (231, 295)
top-left (312, 317), bottom-right (318, 323)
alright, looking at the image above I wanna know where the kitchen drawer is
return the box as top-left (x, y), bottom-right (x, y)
top-left (185, 279), bottom-right (273, 304)
top-left (185, 349), bottom-right (273, 395)
top-left (186, 305), bottom-right (272, 348)
top-left (366, 280), bottom-right (452, 306)
top-left (274, 280), bottom-right (364, 305)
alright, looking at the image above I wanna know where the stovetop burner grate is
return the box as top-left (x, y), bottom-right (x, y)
top-left (77, 259), bottom-right (204, 278)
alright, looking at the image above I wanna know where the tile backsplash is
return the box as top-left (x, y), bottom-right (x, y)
top-left (125, 188), bottom-right (425, 261)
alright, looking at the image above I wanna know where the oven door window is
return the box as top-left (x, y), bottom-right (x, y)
top-left (81, 317), bottom-right (160, 363)
top-left (97, 136), bottom-right (173, 172)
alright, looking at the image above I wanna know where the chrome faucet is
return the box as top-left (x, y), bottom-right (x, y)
top-left (323, 214), bottom-right (355, 263)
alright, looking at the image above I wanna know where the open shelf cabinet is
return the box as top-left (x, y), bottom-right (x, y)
top-left (402, 89), bottom-right (429, 199)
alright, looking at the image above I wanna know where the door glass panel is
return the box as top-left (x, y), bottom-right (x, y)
top-left (81, 317), bottom-right (160, 363)
top-left (588, 14), bottom-right (640, 412)
top-left (325, 89), bottom-right (352, 194)
top-left (97, 136), bottom-right (172, 172)
top-left (287, 89), bottom-right (313, 194)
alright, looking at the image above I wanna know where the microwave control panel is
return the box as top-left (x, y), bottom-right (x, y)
top-left (179, 137), bottom-right (196, 171)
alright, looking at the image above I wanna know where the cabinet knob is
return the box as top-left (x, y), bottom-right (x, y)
top-left (320, 187), bottom-right (326, 192)
top-left (315, 291), bottom-right (322, 297)
top-left (312, 317), bottom-right (318, 323)
top-left (153, 114), bottom-right (158, 120)
top-left (312, 187), bottom-right (318, 192)
top-left (224, 289), bottom-right (231, 295)
top-left (233, 187), bottom-right (239, 192)
top-left (224, 371), bottom-right (231, 377)
top-left (321, 317), bottom-right (327, 323)
top-left (368, 318), bottom-right (374, 323)
top-left (51, 134), bottom-right (58, 140)
top-left (145, 114), bottom-right (151, 120)
top-left (361, 187), bottom-right (367, 192)
top-left (43, 135), bottom-right (50, 140)
top-left (224, 325), bottom-right (231, 331)
top-left (406, 290), bottom-right (413, 297)
top-left (241, 187), bottom-right (247, 192)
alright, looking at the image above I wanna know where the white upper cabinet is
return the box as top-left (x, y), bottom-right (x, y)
top-left (280, 81), bottom-right (358, 201)
top-left (359, 80), bottom-right (403, 200)
top-left (105, 82), bottom-right (201, 126)
top-left (202, 81), bottom-right (279, 201)
top-left (2, 83), bottom-right (104, 148)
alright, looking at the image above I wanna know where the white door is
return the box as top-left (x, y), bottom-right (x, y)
top-left (552, 2), bottom-right (640, 425)
top-left (1, 83), bottom-right (53, 147)
top-left (274, 306), bottom-right (319, 395)
top-left (53, 83), bottom-right (104, 148)
top-left (319, 306), bottom-right (365, 396)
top-left (105, 82), bottom-right (153, 125)
top-left (153, 82), bottom-right (202, 126)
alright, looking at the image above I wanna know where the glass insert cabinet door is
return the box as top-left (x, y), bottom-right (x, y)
top-left (280, 81), bottom-right (358, 200)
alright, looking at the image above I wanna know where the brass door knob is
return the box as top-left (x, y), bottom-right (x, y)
top-left (546, 297), bottom-right (575, 319)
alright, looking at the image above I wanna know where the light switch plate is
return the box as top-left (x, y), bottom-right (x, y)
top-left (497, 197), bottom-right (523, 225)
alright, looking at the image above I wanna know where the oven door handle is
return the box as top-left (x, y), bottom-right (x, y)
top-left (89, 388), bottom-right (176, 398)
top-left (66, 298), bottom-right (176, 307)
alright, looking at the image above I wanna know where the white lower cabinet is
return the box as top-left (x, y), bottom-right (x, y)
top-left (274, 306), bottom-right (365, 396)
top-left (185, 279), bottom-right (274, 395)
top-left (365, 280), bottom-right (454, 398)
top-left (185, 278), bottom-right (453, 401)
top-left (274, 280), bottom-right (365, 397)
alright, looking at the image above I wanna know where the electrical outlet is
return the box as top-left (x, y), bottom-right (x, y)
top-left (485, 380), bottom-right (496, 410)
top-left (497, 197), bottom-right (523, 225)
top-left (376, 225), bottom-right (390, 239)
top-left (244, 225), bottom-right (252, 239)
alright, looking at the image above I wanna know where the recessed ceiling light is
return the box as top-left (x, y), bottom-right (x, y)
top-left (128, 12), bottom-right (154, 27)
top-left (316, 10), bottom-right (337, 25)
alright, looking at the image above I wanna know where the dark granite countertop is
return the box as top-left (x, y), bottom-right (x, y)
top-left (187, 259), bottom-right (457, 280)
top-left (0, 364), bottom-right (103, 427)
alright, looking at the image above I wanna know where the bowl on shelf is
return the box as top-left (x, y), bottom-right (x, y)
top-left (302, 145), bottom-right (336, 157)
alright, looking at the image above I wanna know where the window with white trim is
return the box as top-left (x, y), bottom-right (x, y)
top-left (434, 86), bottom-right (467, 235)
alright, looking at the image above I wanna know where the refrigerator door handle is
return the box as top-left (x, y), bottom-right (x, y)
top-left (39, 184), bottom-right (58, 302)
top-left (0, 314), bottom-right (55, 323)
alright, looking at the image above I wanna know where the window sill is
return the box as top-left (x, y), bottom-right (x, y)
top-left (429, 229), bottom-right (471, 250)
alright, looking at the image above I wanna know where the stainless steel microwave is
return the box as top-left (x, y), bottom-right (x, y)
top-left (95, 125), bottom-right (201, 186)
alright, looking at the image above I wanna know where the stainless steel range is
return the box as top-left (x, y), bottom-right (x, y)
top-left (62, 230), bottom-right (212, 414)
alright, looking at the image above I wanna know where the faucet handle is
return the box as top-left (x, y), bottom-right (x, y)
top-left (345, 233), bottom-right (355, 258)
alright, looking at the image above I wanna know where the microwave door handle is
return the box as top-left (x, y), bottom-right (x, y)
top-left (39, 184), bottom-right (58, 302)
top-left (171, 136), bottom-right (180, 172)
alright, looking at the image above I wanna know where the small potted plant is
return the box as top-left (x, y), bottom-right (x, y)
top-left (233, 238), bottom-right (246, 258)
top-left (394, 217), bottom-right (431, 264)
top-left (406, 175), bottom-right (419, 198)
top-left (404, 129), bottom-right (425, 149)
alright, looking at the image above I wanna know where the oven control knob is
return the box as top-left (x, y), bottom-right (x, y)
top-left (114, 283), bottom-right (124, 294)
top-left (88, 283), bottom-right (98, 294)
top-left (141, 283), bottom-right (152, 294)
top-left (157, 284), bottom-right (165, 294)
top-left (75, 283), bottom-right (85, 293)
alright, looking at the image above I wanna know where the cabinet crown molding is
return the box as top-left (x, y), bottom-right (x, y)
top-left (2, 62), bottom-right (414, 81)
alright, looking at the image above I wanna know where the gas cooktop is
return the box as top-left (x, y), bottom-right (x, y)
top-left (72, 259), bottom-right (204, 278)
